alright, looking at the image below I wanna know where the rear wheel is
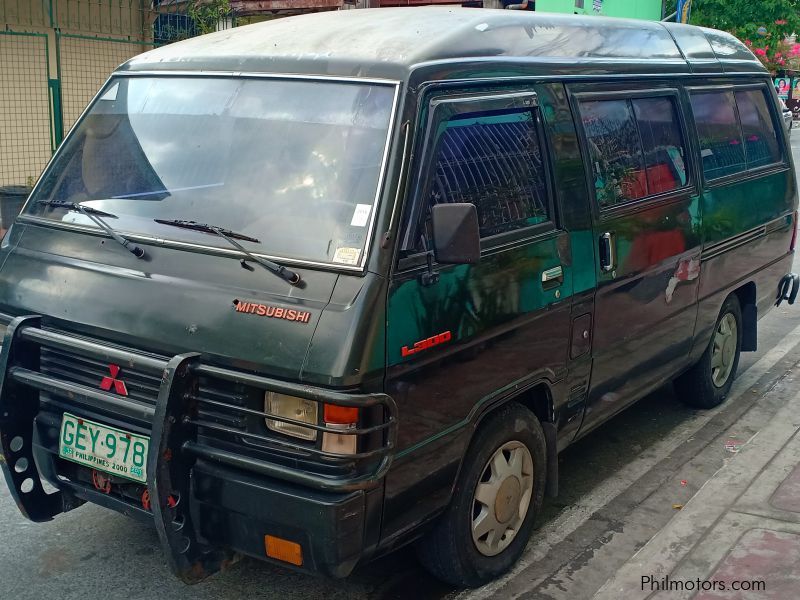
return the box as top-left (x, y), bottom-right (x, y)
top-left (416, 403), bottom-right (546, 587)
top-left (675, 295), bottom-right (742, 409)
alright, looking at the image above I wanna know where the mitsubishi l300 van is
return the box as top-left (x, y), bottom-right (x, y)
top-left (1, 8), bottom-right (797, 588)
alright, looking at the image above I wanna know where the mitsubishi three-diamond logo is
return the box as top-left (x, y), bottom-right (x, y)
top-left (100, 364), bottom-right (129, 396)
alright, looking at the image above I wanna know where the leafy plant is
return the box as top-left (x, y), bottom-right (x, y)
top-left (664, 0), bottom-right (800, 72)
top-left (188, 0), bottom-right (231, 36)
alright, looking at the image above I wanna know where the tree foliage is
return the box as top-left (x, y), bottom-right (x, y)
top-left (188, 0), bottom-right (232, 36)
top-left (665, 0), bottom-right (800, 71)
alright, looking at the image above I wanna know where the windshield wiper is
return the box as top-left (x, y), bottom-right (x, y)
top-left (154, 219), bottom-right (301, 286)
top-left (37, 200), bottom-right (145, 259)
top-left (37, 199), bottom-right (117, 218)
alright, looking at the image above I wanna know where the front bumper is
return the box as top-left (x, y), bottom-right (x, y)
top-left (0, 315), bottom-right (396, 581)
top-left (191, 461), bottom-right (373, 577)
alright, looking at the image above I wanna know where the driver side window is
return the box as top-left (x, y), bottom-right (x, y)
top-left (406, 104), bottom-right (551, 255)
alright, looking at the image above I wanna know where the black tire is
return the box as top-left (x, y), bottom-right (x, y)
top-left (416, 403), bottom-right (547, 587)
top-left (675, 294), bottom-right (742, 409)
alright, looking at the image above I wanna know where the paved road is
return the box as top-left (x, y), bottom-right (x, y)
top-left (2, 136), bottom-right (800, 600)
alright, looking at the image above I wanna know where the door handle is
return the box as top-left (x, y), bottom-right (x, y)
top-left (599, 232), bottom-right (615, 272)
top-left (541, 265), bottom-right (563, 289)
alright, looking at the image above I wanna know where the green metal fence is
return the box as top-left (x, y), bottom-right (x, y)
top-left (0, 1), bottom-right (51, 29)
top-left (0, 30), bottom-right (53, 187)
top-left (1, 0), bottom-right (196, 37)
top-left (0, 0), bottom-right (225, 187)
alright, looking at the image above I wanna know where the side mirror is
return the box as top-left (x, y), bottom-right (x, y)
top-left (431, 203), bottom-right (480, 265)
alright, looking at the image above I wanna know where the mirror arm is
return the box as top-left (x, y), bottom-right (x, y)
top-left (419, 251), bottom-right (440, 286)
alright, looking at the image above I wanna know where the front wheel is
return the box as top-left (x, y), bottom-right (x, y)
top-left (416, 403), bottom-right (546, 587)
top-left (675, 294), bottom-right (742, 409)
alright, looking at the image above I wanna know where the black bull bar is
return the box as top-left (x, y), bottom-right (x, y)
top-left (0, 315), bottom-right (397, 582)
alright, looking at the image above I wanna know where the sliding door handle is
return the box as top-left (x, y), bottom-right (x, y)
top-left (599, 232), bottom-right (615, 272)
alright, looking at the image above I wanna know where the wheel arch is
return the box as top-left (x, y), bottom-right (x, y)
top-left (456, 381), bottom-right (559, 500)
top-left (733, 281), bottom-right (757, 351)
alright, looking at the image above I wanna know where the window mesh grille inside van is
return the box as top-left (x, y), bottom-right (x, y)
top-left (430, 116), bottom-right (549, 238)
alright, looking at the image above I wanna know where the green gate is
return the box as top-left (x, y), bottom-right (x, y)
top-left (0, 30), bottom-right (55, 188)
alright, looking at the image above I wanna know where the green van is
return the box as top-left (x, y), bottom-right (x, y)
top-left (0, 7), bottom-right (797, 588)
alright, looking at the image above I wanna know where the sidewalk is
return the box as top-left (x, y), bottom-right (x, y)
top-left (594, 370), bottom-right (800, 600)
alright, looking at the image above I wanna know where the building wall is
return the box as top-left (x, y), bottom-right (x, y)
top-left (536, 0), bottom-right (664, 20)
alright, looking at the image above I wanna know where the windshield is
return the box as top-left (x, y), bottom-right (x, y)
top-left (27, 76), bottom-right (397, 267)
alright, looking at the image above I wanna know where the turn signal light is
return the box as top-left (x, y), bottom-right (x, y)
top-left (265, 535), bottom-right (303, 566)
top-left (322, 404), bottom-right (358, 455)
top-left (323, 404), bottom-right (359, 425)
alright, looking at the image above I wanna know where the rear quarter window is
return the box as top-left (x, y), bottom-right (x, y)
top-left (690, 86), bottom-right (783, 181)
top-left (735, 88), bottom-right (782, 169)
top-left (689, 90), bottom-right (746, 180)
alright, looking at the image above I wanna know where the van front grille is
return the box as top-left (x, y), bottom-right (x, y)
top-left (40, 345), bottom-right (161, 407)
top-left (40, 345), bottom-right (249, 431)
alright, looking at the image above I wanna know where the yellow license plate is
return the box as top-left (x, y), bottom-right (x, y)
top-left (59, 413), bottom-right (149, 483)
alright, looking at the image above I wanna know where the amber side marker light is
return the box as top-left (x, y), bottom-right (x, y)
top-left (265, 535), bottom-right (303, 566)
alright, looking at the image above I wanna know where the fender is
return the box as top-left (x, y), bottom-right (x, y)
top-left (448, 377), bottom-right (563, 502)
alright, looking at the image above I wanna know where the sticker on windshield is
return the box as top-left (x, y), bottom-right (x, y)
top-left (350, 204), bottom-right (372, 227)
top-left (333, 247), bottom-right (361, 265)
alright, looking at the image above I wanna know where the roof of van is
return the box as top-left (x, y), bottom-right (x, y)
top-left (120, 7), bottom-right (766, 81)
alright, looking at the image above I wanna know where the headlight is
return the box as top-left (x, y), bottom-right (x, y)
top-left (264, 392), bottom-right (318, 441)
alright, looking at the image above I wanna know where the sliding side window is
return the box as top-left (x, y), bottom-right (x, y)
top-left (633, 97), bottom-right (688, 194)
top-left (579, 95), bottom-right (688, 209)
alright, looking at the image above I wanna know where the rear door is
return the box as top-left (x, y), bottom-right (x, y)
top-left (571, 85), bottom-right (703, 433)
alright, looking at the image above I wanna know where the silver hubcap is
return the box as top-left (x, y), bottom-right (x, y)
top-left (471, 441), bottom-right (534, 557)
top-left (711, 313), bottom-right (737, 388)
